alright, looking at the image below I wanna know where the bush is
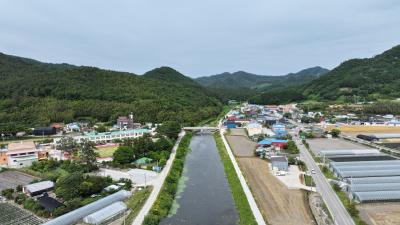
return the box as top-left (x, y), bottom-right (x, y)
top-left (1, 188), bottom-right (14, 200)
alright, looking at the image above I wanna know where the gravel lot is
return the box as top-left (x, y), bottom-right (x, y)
top-left (0, 171), bottom-right (37, 191)
top-left (358, 203), bottom-right (400, 225)
top-left (307, 138), bottom-right (372, 154)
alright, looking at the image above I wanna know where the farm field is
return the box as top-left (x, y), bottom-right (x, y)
top-left (0, 203), bottom-right (43, 225)
top-left (226, 136), bottom-right (256, 157)
top-left (327, 125), bottom-right (400, 134)
top-left (358, 203), bottom-right (400, 225)
top-left (226, 131), bottom-right (315, 225)
top-left (228, 128), bottom-right (248, 136)
top-left (0, 170), bottom-right (37, 191)
top-left (238, 158), bottom-right (315, 225)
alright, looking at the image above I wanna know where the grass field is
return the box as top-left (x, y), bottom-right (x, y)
top-left (96, 146), bottom-right (118, 157)
top-left (327, 125), bottom-right (400, 133)
top-left (214, 133), bottom-right (257, 225)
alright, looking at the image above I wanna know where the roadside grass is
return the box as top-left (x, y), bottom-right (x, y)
top-left (331, 185), bottom-right (368, 225)
top-left (214, 132), bottom-right (258, 225)
top-left (304, 175), bottom-right (315, 187)
top-left (143, 132), bottom-right (192, 225)
top-left (124, 186), bottom-right (153, 225)
top-left (96, 146), bottom-right (118, 157)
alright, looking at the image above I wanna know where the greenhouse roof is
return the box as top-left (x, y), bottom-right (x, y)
top-left (349, 183), bottom-right (400, 192)
top-left (83, 201), bottom-right (127, 224)
top-left (339, 170), bottom-right (400, 178)
top-left (330, 160), bottom-right (400, 167)
top-left (353, 191), bottom-right (400, 202)
top-left (347, 176), bottom-right (400, 184)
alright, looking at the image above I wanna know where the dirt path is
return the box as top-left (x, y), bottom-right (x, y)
top-left (238, 158), bottom-right (315, 225)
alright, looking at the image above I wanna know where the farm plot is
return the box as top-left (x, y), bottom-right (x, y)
top-left (238, 158), bottom-right (315, 225)
top-left (0, 203), bottom-right (43, 225)
top-left (327, 125), bottom-right (400, 133)
top-left (358, 203), bottom-right (400, 225)
top-left (228, 128), bottom-right (248, 136)
top-left (0, 170), bottom-right (37, 191)
top-left (225, 135), bottom-right (256, 157)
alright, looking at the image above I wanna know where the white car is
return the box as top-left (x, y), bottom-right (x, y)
top-left (311, 169), bottom-right (316, 174)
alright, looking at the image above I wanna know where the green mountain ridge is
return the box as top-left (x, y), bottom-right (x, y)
top-left (303, 45), bottom-right (400, 102)
top-left (250, 44), bottom-right (400, 104)
top-left (0, 52), bottom-right (222, 132)
top-left (195, 66), bottom-right (329, 90)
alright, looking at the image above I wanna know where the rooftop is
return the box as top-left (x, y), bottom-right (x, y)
top-left (8, 141), bottom-right (36, 152)
top-left (25, 181), bottom-right (54, 193)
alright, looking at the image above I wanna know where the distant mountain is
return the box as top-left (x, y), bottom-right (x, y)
top-left (195, 66), bottom-right (329, 90)
top-left (251, 45), bottom-right (400, 105)
top-left (303, 45), bottom-right (400, 101)
top-left (0, 53), bottom-right (222, 132)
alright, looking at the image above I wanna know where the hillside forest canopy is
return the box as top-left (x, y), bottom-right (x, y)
top-left (0, 53), bottom-right (222, 133)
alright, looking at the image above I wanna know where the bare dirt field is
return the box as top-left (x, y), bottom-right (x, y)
top-left (307, 138), bottom-right (372, 154)
top-left (0, 170), bottom-right (37, 191)
top-left (358, 203), bottom-right (400, 225)
top-left (327, 125), bottom-right (400, 133)
top-left (226, 135), bottom-right (256, 157)
top-left (238, 158), bottom-right (315, 225)
top-left (228, 128), bottom-right (247, 136)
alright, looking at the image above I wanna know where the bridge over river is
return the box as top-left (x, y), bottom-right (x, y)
top-left (182, 127), bottom-right (218, 131)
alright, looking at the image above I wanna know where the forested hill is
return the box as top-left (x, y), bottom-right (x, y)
top-left (303, 45), bottom-right (400, 101)
top-left (195, 66), bottom-right (329, 90)
top-left (0, 53), bottom-right (222, 132)
top-left (250, 44), bottom-right (400, 105)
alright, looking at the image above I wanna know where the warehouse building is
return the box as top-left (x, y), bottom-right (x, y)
top-left (23, 181), bottom-right (54, 197)
top-left (270, 156), bottom-right (288, 171)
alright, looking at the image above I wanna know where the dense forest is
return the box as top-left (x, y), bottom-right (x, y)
top-left (0, 53), bottom-right (222, 133)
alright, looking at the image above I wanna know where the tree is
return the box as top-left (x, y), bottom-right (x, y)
top-left (55, 172), bottom-right (84, 201)
top-left (58, 137), bottom-right (78, 153)
top-left (283, 112), bottom-right (292, 119)
top-left (156, 121), bottom-right (181, 140)
top-left (155, 137), bottom-right (173, 151)
top-left (95, 125), bottom-right (107, 133)
top-left (113, 146), bottom-right (134, 164)
top-left (330, 129), bottom-right (341, 138)
top-left (79, 140), bottom-right (98, 166)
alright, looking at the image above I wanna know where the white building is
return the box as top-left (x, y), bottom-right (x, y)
top-left (6, 141), bottom-right (39, 168)
top-left (246, 122), bottom-right (263, 137)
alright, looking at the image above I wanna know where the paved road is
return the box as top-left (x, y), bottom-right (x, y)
top-left (132, 130), bottom-right (185, 225)
top-left (292, 132), bottom-right (355, 225)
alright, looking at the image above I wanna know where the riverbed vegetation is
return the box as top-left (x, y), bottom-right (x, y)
top-left (214, 132), bottom-right (258, 225)
top-left (143, 132), bottom-right (192, 225)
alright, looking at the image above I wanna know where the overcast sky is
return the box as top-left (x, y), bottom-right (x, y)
top-left (1, 1), bottom-right (399, 77)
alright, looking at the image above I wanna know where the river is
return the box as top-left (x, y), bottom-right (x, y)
top-left (160, 131), bottom-right (238, 225)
